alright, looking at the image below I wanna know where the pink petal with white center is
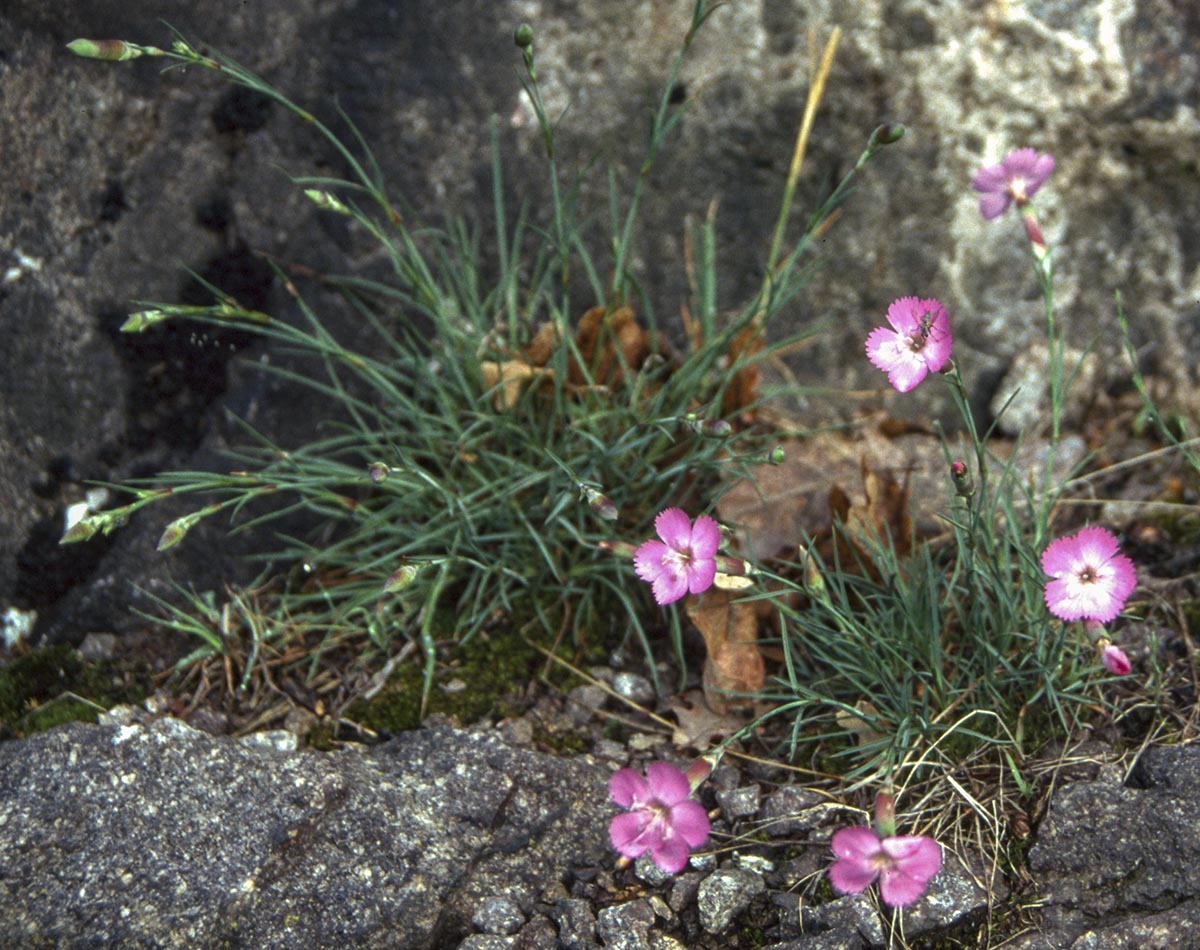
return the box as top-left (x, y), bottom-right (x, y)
top-left (644, 762), bottom-right (691, 806)
top-left (633, 540), bottom-right (669, 583)
top-left (652, 569), bottom-right (689, 605)
top-left (669, 799), bottom-right (712, 848)
top-left (609, 767), bottom-right (650, 807)
top-left (650, 830), bottom-right (691, 873)
top-left (609, 810), bottom-right (653, 859)
top-left (687, 558), bottom-right (717, 596)
top-left (690, 514), bottom-right (721, 559)
top-left (655, 507), bottom-right (694, 549)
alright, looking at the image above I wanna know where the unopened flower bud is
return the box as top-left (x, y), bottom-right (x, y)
top-left (384, 564), bottom-right (419, 593)
top-left (368, 462), bottom-right (390, 483)
top-left (305, 189), bottom-right (353, 216)
top-left (156, 504), bottom-right (219, 551)
top-left (683, 413), bottom-right (732, 438)
top-left (60, 516), bottom-right (101, 545)
top-left (950, 460), bottom-right (974, 497)
top-left (686, 755), bottom-right (717, 792)
top-left (120, 309), bottom-right (170, 333)
top-left (873, 791), bottom-right (897, 839)
top-left (868, 123), bottom-right (906, 148)
top-left (583, 486), bottom-right (618, 521)
top-left (1100, 641), bottom-right (1131, 676)
top-left (769, 446), bottom-right (786, 465)
top-left (514, 24), bottom-right (534, 48)
top-left (67, 38), bottom-right (153, 61)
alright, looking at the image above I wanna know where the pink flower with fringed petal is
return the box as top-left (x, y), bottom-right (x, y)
top-left (633, 508), bottom-right (720, 605)
top-left (608, 762), bottom-right (711, 873)
top-left (828, 826), bottom-right (942, 908)
top-left (1042, 526), bottom-right (1137, 623)
top-left (865, 297), bottom-right (953, 393)
top-left (972, 148), bottom-right (1055, 220)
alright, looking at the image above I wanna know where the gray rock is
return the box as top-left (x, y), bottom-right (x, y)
top-left (551, 897), bottom-right (598, 949)
top-left (458, 937), bottom-right (515, 950)
top-left (1005, 899), bottom-right (1200, 950)
top-left (716, 782), bottom-right (762, 820)
top-left (0, 718), bottom-right (610, 949)
top-left (696, 867), bottom-right (766, 934)
top-left (611, 671), bottom-right (655, 706)
top-left (596, 899), bottom-right (654, 950)
top-left (799, 894), bottom-right (885, 948)
top-left (472, 896), bottom-right (526, 935)
top-left (758, 784), bottom-right (827, 836)
top-left (1028, 744), bottom-right (1200, 925)
top-left (3, 0), bottom-right (1198, 648)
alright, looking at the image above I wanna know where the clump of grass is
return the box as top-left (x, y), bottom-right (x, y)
top-left (63, 5), bottom-right (896, 709)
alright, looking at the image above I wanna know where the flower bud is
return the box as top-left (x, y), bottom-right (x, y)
top-left (950, 460), bottom-right (974, 497)
top-left (156, 504), bottom-right (219, 551)
top-left (683, 413), bottom-right (732, 438)
top-left (514, 24), bottom-right (534, 48)
top-left (873, 791), bottom-right (897, 839)
top-left (769, 446), bottom-right (786, 465)
top-left (582, 486), bottom-right (618, 521)
top-left (384, 564), bottom-right (420, 593)
top-left (60, 516), bottom-right (101, 545)
top-left (868, 123), bottom-right (906, 148)
top-left (368, 462), bottom-right (390, 483)
top-left (120, 310), bottom-right (170, 333)
top-left (67, 38), bottom-right (149, 61)
top-left (305, 189), bottom-right (353, 216)
top-left (1100, 641), bottom-right (1132, 676)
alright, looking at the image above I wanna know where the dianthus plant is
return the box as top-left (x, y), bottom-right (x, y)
top-left (752, 147), bottom-right (1145, 785)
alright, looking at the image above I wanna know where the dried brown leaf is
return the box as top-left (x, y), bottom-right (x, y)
top-left (479, 359), bottom-right (553, 411)
top-left (668, 689), bottom-right (748, 751)
top-left (685, 588), bottom-right (765, 713)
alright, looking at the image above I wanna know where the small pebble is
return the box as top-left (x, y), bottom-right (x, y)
top-left (471, 896), bottom-right (525, 935)
top-left (551, 897), bottom-right (596, 949)
top-left (716, 783), bottom-right (761, 820)
top-left (697, 868), bottom-right (766, 934)
top-left (612, 671), bottom-right (654, 705)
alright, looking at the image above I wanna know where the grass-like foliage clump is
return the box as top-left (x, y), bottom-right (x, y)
top-left (65, 2), bottom-right (1194, 820)
top-left (64, 5), bottom-right (888, 710)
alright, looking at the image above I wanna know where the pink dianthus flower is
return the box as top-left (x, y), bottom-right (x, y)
top-left (865, 297), bottom-right (953, 393)
top-left (828, 826), bottom-right (942, 908)
top-left (608, 762), bottom-right (711, 873)
top-left (1042, 526), bottom-right (1137, 623)
top-left (633, 508), bottom-right (720, 605)
top-left (972, 148), bottom-right (1055, 220)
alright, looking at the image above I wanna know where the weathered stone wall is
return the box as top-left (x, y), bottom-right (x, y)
top-left (2, 0), bottom-right (1196, 640)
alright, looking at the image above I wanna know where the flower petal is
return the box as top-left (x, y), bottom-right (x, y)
top-left (690, 514), bottom-right (721, 559)
top-left (1073, 525), bottom-right (1120, 563)
top-left (831, 826), bottom-right (883, 861)
top-left (669, 799), bottom-right (712, 848)
top-left (652, 570), bottom-right (689, 605)
top-left (633, 540), bottom-right (669, 583)
top-left (644, 762), bottom-right (691, 804)
top-left (828, 856), bottom-right (879, 896)
top-left (687, 557), bottom-right (717, 596)
top-left (885, 296), bottom-right (923, 334)
top-left (609, 768), bottom-right (650, 807)
top-left (650, 830), bottom-right (691, 873)
top-left (609, 811), bottom-right (653, 859)
top-left (881, 835), bottom-right (942, 881)
top-left (878, 866), bottom-right (926, 907)
top-left (655, 508), bottom-right (694, 549)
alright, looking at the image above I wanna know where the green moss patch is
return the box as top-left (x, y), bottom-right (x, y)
top-left (0, 644), bottom-right (151, 739)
